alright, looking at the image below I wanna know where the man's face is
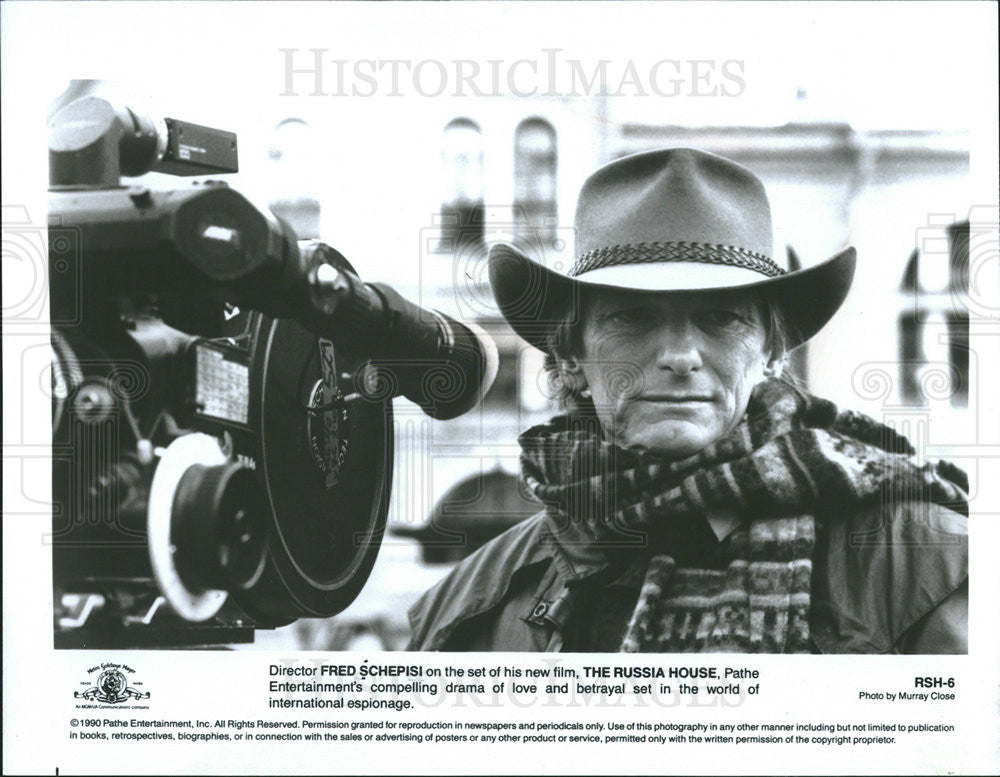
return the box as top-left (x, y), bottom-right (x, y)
top-left (571, 288), bottom-right (776, 459)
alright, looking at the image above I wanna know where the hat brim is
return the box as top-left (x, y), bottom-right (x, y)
top-left (488, 243), bottom-right (856, 352)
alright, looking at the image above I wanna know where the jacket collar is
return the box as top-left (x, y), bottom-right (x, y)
top-left (539, 509), bottom-right (611, 583)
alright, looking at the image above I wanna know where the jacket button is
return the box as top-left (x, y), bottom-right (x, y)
top-left (532, 602), bottom-right (549, 619)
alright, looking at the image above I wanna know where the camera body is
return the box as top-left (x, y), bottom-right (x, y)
top-left (50, 98), bottom-right (394, 648)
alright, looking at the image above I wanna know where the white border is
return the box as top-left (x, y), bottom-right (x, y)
top-left (3, 2), bottom-right (998, 775)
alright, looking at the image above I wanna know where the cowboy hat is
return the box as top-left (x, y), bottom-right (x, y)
top-left (488, 147), bottom-right (855, 351)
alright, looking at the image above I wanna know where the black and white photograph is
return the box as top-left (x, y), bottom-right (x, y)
top-left (3, 1), bottom-right (998, 774)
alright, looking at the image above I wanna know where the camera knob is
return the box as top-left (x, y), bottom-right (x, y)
top-left (170, 462), bottom-right (267, 594)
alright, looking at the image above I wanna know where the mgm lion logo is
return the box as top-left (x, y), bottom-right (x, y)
top-left (75, 668), bottom-right (150, 704)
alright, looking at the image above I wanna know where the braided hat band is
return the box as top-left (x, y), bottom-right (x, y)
top-left (570, 241), bottom-right (787, 280)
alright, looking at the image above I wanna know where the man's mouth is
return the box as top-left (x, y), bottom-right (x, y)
top-left (640, 394), bottom-right (713, 403)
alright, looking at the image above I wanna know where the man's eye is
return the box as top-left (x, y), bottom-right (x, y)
top-left (697, 309), bottom-right (745, 327)
top-left (606, 308), bottom-right (654, 325)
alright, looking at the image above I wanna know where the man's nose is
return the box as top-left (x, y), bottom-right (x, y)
top-left (654, 322), bottom-right (703, 374)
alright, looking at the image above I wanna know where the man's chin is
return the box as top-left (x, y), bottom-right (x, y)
top-left (618, 419), bottom-right (711, 460)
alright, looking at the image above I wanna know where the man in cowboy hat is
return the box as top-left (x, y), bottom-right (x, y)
top-left (408, 148), bottom-right (968, 653)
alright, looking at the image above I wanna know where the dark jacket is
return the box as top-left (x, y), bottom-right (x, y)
top-left (408, 499), bottom-right (968, 653)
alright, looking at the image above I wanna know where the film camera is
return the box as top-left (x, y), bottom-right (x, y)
top-left (49, 96), bottom-right (497, 648)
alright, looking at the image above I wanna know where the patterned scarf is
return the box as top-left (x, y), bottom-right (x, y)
top-left (519, 379), bottom-right (968, 653)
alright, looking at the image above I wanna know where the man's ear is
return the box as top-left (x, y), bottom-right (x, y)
top-left (555, 355), bottom-right (589, 394)
top-left (762, 352), bottom-right (786, 379)
top-left (556, 355), bottom-right (581, 373)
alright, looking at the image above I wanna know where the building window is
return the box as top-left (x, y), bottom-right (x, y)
top-left (440, 118), bottom-right (485, 251)
top-left (479, 336), bottom-right (520, 415)
top-left (897, 221), bottom-right (969, 406)
top-left (267, 117), bottom-right (321, 239)
top-left (513, 117), bottom-right (558, 250)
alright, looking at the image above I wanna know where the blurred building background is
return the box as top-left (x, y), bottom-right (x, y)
top-left (251, 91), bottom-right (971, 650)
top-left (50, 79), bottom-right (973, 651)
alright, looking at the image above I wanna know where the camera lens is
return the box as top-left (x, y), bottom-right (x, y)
top-left (170, 462), bottom-right (268, 593)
